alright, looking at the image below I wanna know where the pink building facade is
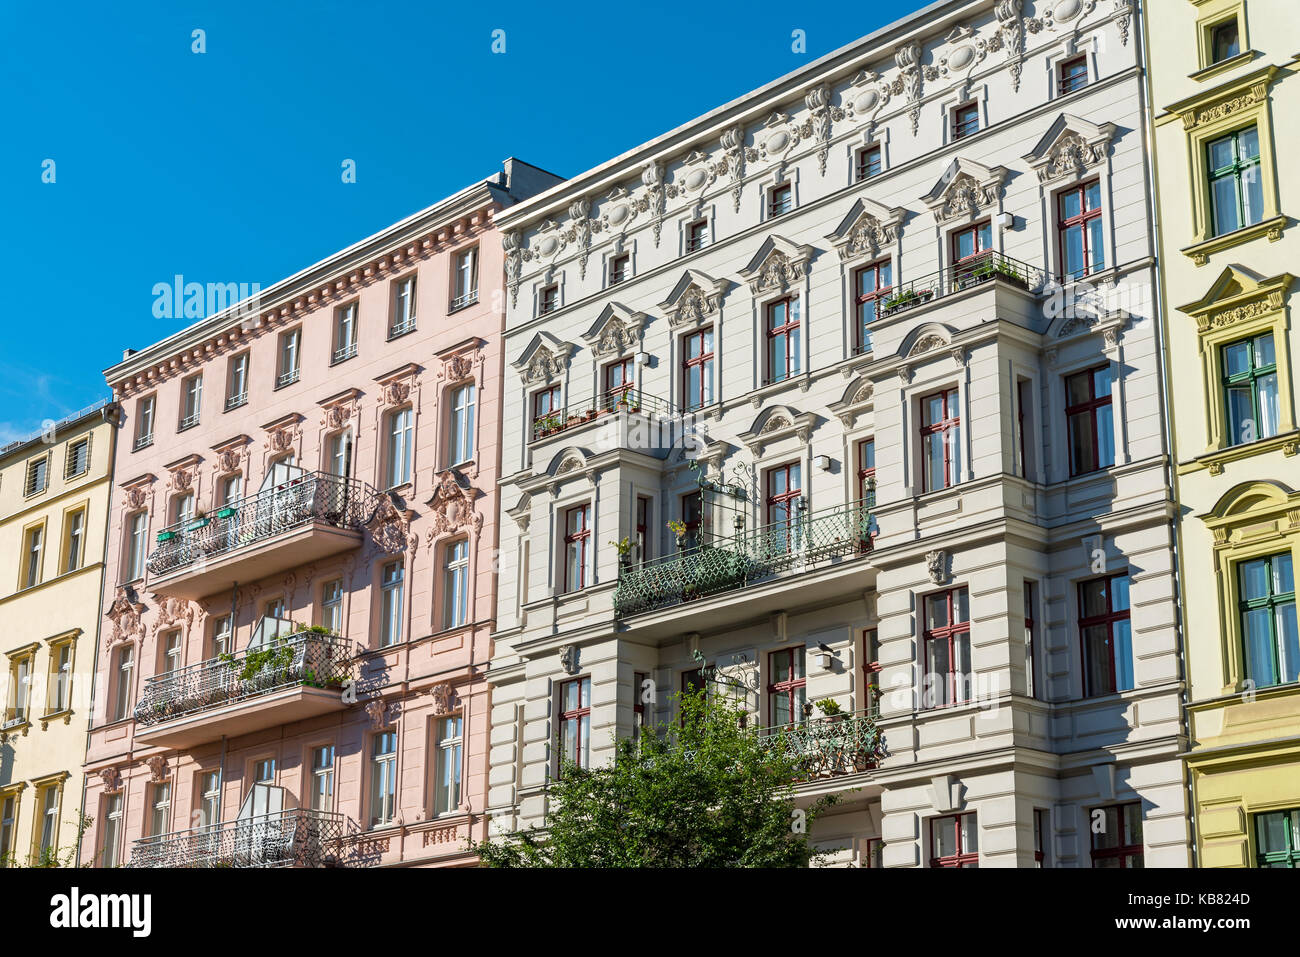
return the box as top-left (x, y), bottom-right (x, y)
top-left (82, 160), bottom-right (562, 868)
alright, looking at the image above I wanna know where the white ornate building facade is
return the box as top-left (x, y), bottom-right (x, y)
top-left (487, 0), bottom-right (1191, 866)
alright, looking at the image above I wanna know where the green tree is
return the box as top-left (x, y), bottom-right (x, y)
top-left (473, 688), bottom-right (837, 867)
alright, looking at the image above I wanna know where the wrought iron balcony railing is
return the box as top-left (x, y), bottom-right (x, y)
top-left (877, 251), bottom-right (1051, 319)
top-left (533, 388), bottom-right (679, 441)
top-left (614, 498), bottom-right (873, 618)
top-left (131, 808), bottom-right (348, 868)
top-left (133, 624), bottom-right (353, 727)
top-left (679, 708), bottom-right (884, 781)
top-left (145, 471), bottom-right (374, 578)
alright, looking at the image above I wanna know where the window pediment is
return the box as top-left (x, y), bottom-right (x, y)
top-left (922, 157), bottom-right (1007, 223)
top-left (738, 235), bottom-right (815, 294)
top-left (1177, 265), bottom-right (1294, 332)
top-left (659, 269), bottom-right (729, 329)
top-left (512, 331), bottom-right (577, 385)
top-left (826, 198), bottom-right (907, 262)
top-left (1022, 112), bottom-right (1116, 184)
top-left (582, 302), bottom-right (647, 358)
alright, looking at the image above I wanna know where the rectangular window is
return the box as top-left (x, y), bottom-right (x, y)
top-left (856, 145), bottom-right (882, 181)
top-left (211, 614), bottom-right (233, 658)
top-left (8, 654), bottom-right (32, 724)
top-left (220, 473), bottom-right (243, 507)
top-left (100, 793), bottom-right (123, 868)
top-left (1080, 573), bottom-right (1134, 696)
top-left (533, 384), bottom-right (561, 424)
top-left (924, 587), bottom-right (972, 708)
top-left (766, 462), bottom-right (802, 553)
top-left (930, 811), bottom-right (979, 867)
top-left (682, 328), bottom-right (714, 411)
top-left (380, 561), bottom-right (404, 647)
top-left (1058, 180), bottom-right (1104, 280)
top-left (854, 261), bottom-right (892, 354)
top-left (172, 492), bottom-right (195, 527)
top-left (66, 510), bottom-right (87, 580)
top-left (434, 715), bottom-right (463, 815)
top-left (149, 782), bottom-right (171, 838)
top-left (863, 628), bottom-right (881, 707)
top-left (1059, 55), bottom-right (1088, 94)
top-left (443, 539), bottom-right (469, 629)
top-left (632, 671), bottom-right (648, 741)
top-left (277, 328), bottom-right (301, 387)
top-left (952, 103), bottom-right (979, 140)
top-left (226, 352), bottom-right (250, 410)
top-left (321, 580), bottom-right (343, 634)
top-left (920, 388), bottom-right (962, 492)
top-left (768, 182), bottom-right (793, 217)
top-left (65, 437), bottom-right (90, 479)
top-left (50, 643), bottom-right (72, 713)
top-left (452, 248), bottom-right (478, 309)
top-left (952, 220), bottom-right (992, 268)
top-left (385, 407), bottom-right (413, 488)
top-left (162, 630), bottom-right (183, 674)
top-left (768, 647), bottom-right (807, 726)
top-left (179, 374), bottom-right (203, 429)
top-left (538, 284), bottom-right (559, 315)
top-left (765, 297), bottom-right (801, 383)
top-left (254, 758), bottom-right (275, 785)
top-left (333, 302), bottom-right (359, 364)
top-left (1090, 802), bottom-right (1143, 868)
top-left (1034, 808), bottom-right (1051, 867)
top-left (1223, 333), bottom-right (1280, 444)
top-left (1024, 581), bottom-right (1038, 700)
top-left (127, 511), bottom-right (148, 581)
top-left (1211, 18), bottom-right (1240, 64)
top-left (1239, 552), bottom-right (1298, 689)
top-left (134, 395), bottom-right (156, 450)
top-left (608, 254), bottom-right (630, 285)
top-left (310, 746), bottom-right (335, 812)
top-left (448, 384), bottom-right (476, 464)
top-left (558, 677), bottom-right (592, 772)
top-left (1208, 126), bottom-right (1263, 236)
top-left (24, 455), bottom-right (49, 497)
top-left (681, 491), bottom-right (703, 550)
top-left (391, 275), bottom-right (417, 337)
top-left (1, 794), bottom-right (18, 866)
top-left (196, 770), bottom-right (221, 831)
top-left (23, 525), bottom-right (44, 589)
top-left (1255, 808), bottom-right (1300, 868)
top-left (564, 504), bottom-right (591, 592)
top-left (370, 731), bottom-right (397, 827)
top-left (635, 495), bottom-right (651, 564)
top-left (1017, 378), bottom-right (1034, 478)
top-left (604, 356), bottom-right (634, 400)
top-left (686, 219), bottom-right (709, 253)
top-left (114, 646), bottom-right (134, 722)
top-left (864, 837), bottom-right (883, 868)
top-left (1066, 365), bottom-right (1115, 475)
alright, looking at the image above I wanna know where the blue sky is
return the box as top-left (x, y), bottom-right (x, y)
top-left (0, 0), bottom-right (915, 441)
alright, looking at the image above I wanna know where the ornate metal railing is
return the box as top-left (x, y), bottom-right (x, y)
top-left (133, 626), bottom-right (353, 727)
top-left (756, 709), bottom-right (884, 779)
top-left (131, 808), bottom-right (348, 868)
top-left (146, 471), bottom-right (373, 577)
top-left (532, 388), bottom-right (679, 440)
top-left (614, 498), bottom-right (873, 617)
top-left (878, 251), bottom-right (1051, 318)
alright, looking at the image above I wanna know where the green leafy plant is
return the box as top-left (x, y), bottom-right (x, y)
top-left (816, 697), bottom-right (844, 717)
top-left (609, 536), bottom-right (634, 557)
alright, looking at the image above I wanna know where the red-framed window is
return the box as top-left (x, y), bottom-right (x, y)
top-left (920, 387), bottom-right (962, 493)
top-left (863, 837), bottom-right (883, 868)
top-left (680, 667), bottom-right (706, 727)
top-left (533, 385), bottom-right (561, 422)
top-left (856, 145), bottom-right (882, 181)
top-left (563, 504), bottom-right (591, 593)
top-left (1034, 808), bottom-right (1050, 867)
top-left (863, 627), bottom-right (881, 710)
top-left (686, 219), bottom-right (709, 253)
top-left (558, 676), bottom-right (591, 772)
top-left (952, 103), bottom-right (979, 140)
top-left (930, 811), bottom-right (979, 867)
top-left (1090, 802), bottom-right (1143, 868)
top-left (682, 328), bottom-right (714, 411)
top-left (1024, 580), bottom-right (1038, 700)
top-left (681, 491), bottom-right (703, 549)
top-left (1059, 55), bottom-right (1088, 94)
top-left (923, 587), bottom-right (971, 708)
top-left (635, 495), bottom-right (651, 564)
top-left (768, 182), bottom-right (793, 217)
top-left (609, 253), bottom-right (630, 285)
top-left (768, 646), bottom-right (806, 726)
top-left (766, 297), bottom-right (801, 383)
top-left (1065, 364), bottom-right (1115, 475)
top-left (853, 261), bottom-right (892, 355)
top-left (857, 438), bottom-right (876, 505)
top-left (1058, 179), bottom-right (1103, 280)
top-left (539, 284), bottom-right (559, 315)
top-left (951, 220), bottom-right (992, 265)
top-left (1080, 573), bottom-right (1133, 697)
top-left (1017, 378), bottom-right (1032, 478)
top-left (604, 356), bottom-right (634, 400)
top-left (766, 463), bottom-right (802, 554)
top-left (632, 670), bottom-right (648, 740)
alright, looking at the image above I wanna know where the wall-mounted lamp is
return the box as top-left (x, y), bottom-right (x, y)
top-left (996, 211), bottom-right (1015, 230)
top-left (634, 351), bottom-right (651, 366)
top-left (814, 454), bottom-right (833, 471)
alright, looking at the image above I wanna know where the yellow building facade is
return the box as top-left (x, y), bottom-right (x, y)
top-left (1146, 0), bottom-right (1300, 867)
top-left (0, 402), bottom-right (117, 866)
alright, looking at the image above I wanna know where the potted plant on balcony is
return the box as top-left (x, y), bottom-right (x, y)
top-left (881, 287), bottom-right (933, 314)
top-left (610, 537), bottom-right (634, 572)
top-left (816, 697), bottom-right (845, 721)
top-left (667, 519), bottom-right (688, 551)
top-left (535, 414), bottom-right (563, 438)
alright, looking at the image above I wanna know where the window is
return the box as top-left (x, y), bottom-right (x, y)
top-left (264, 596), bottom-right (285, 621)
top-left (686, 219), bottom-right (709, 253)
top-left (765, 297), bottom-right (801, 383)
top-left (863, 628), bottom-right (881, 705)
top-left (324, 430), bottom-right (349, 479)
top-left (1024, 581), bottom-right (1038, 700)
top-left (379, 561), bottom-right (404, 647)
top-left (172, 492), bottom-right (195, 527)
top-left (952, 103), bottom-right (979, 140)
top-left (333, 302), bottom-right (358, 363)
top-left (931, 812), bottom-right (979, 867)
top-left (1255, 808), bottom-right (1300, 868)
top-left (254, 758), bottom-right (275, 785)
top-left (1059, 55), bottom-right (1088, 94)
top-left (65, 437), bottom-right (90, 478)
top-left (321, 579), bottom-right (343, 635)
top-left (920, 388), bottom-right (962, 492)
top-left (211, 614), bottom-right (233, 658)
top-left (1080, 574), bottom-right (1134, 696)
top-left (443, 539), bottom-right (469, 629)
top-left (226, 353), bottom-right (249, 411)
top-left (558, 676), bottom-right (592, 772)
top-left (1058, 180), bottom-right (1104, 280)
top-left (22, 524), bottom-right (44, 589)
top-left (100, 793), bottom-right (123, 867)
top-left (533, 384), bottom-right (561, 425)
top-left (7, 653), bottom-right (32, 725)
top-left (864, 837), bottom-right (883, 868)
top-left (113, 646), bottom-right (134, 722)
top-left (538, 284), bottom-right (559, 316)
top-left (391, 275), bottom-right (417, 337)
top-left (149, 781), bottom-right (171, 837)
top-left (452, 248), bottom-right (478, 309)
top-left (681, 491), bottom-right (703, 550)
top-left (1090, 802), bottom-right (1143, 868)
top-left (768, 647), bottom-right (807, 726)
top-left (134, 395), bottom-right (156, 450)
top-left (1066, 365), bottom-right (1115, 476)
top-left (682, 328), bottom-right (714, 411)
top-left (856, 145), bottom-right (882, 181)
top-left (277, 328), bottom-right (301, 387)
top-left (179, 374), bottom-right (203, 429)
top-left (632, 671), bottom-right (648, 741)
top-left (766, 463), bottom-right (802, 552)
top-left (221, 473), bottom-right (243, 506)
top-left (0, 794), bottom-right (17, 867)
top-left (198, 770), bottom-right (221, 830)
top-left (1211, 18), bottom-right (1240, 64)
top-left (604, 356), bottom-right (634, 400)
top-left (385, 407), bottom-right (413, 488)
top-left (49, 642), bottom-right (72, 713)
top-left (434, 715), bottom-right (463, 815)
top-left (126, 512), bottom-right (147, 581)
top-left (161, 630), bottom-right (182, 674)
top-left (635, 495), bottom-right (651, 564)
top-left (608, 254), bottom-right (629, 285)
top-left (564, 504), bottom-right (591, 592)
top-left (1017, 378), bottom-right (1034, 478)
top-left (924, 587), bottom-right (972, 708)
top-left (1223, 333), bottom-right (1279, 444)
top-left (448, 384), bottom-right (475, 464)
top-left (24, 454), bottom-right (49, 496)
top-left (1034, 808), bottom-right (1051, 867)
top-left (768, 182), bottom-right (793, 217)
top-left (858, 439), bottom-right (876, 506)
top-left (1208, 127), bottom-right (1263, 236)
top-left (952, 220), bottom-right (992, 266)
top-left (853, 261), bottom-right (892, 354)
top-left (370, 731), bottom-right (397, 827)
top-left (310, 746), bottom-right (335, 812)
top-left (1239, 551), bottom-right (1297, 689)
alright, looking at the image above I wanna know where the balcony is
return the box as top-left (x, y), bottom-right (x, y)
top-left (532, 387), bottom-right (679, 443)
top-left (146, 467), bottom-right (374, 600)
top-left (682, 709), bottom-right (884, 782)
top-left (877, 251), bottom-right (1052, 319)
top-left (614, 498), bottom-right (873, 618)
top-left (133, 618), bottom-right (353, 748)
